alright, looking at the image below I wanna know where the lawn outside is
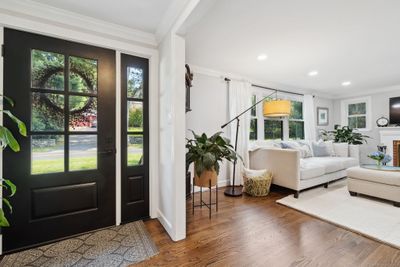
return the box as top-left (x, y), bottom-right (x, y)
top-left (32, 154), bottom-right (142, 174)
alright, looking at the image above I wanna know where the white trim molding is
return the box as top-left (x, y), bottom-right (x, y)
top-left (0, 0), bottom-right (157, 48)
top-left (341, 96), bottom-right (372, 131)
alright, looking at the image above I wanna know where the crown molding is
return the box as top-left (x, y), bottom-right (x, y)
top-left (0, 0), bottom-right (157, 48)
top-left (155, 0), bottom-right (200, 43)
top-left (188, 64), bottom-right (337, 98)
top-left (329, 84), bottom-right (400, 99)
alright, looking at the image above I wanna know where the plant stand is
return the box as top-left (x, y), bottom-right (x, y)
top-left (192, 178), bottom-right (218, 219)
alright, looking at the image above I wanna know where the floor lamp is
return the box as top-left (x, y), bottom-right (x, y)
top-left (221, 86), bottom-right (291, 197)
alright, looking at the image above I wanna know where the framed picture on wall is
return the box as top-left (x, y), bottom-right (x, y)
top-left (317, 107), bottom-right (329, 126)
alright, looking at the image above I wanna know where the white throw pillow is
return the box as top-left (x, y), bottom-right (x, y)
top-left (243, 167), bottom-right (268, 178)
top-left (324, 140), bottom-right (335, 156)
top-left (333, 142), bottom-right (349, 157)
top-left (312, 140), bottom-right (334, 157)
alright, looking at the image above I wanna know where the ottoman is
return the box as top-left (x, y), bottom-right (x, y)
top-left (347, 166), bottom-right (400, 207)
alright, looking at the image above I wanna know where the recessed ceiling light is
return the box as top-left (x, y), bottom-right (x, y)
top-left (342, 81), bottom-right (351, 86)
top-left (257, 54), bottom-right (268, 61)
top-left (308, 70), bottom-right (318, 76)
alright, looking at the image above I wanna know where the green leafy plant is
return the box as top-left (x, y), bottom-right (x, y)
top-left (0, 95), bottom-right (27, 226)
top-left (186, 131), bottom-right (241, 177)
top-left (321, 125), bottom-right (370, 145)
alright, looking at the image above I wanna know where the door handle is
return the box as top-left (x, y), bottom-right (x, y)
top-left (98, 149), bottom-right (116, 155)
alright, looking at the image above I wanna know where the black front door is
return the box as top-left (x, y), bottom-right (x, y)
top-left (3, 29), bottom-right (116, 252)
top-left (121, 53), bottom-right (149, 222)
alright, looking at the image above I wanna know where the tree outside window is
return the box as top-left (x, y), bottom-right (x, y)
top-left (249, 95), bottom-right (257, 140)
top-left (289, 101), bottom-right (304, 140)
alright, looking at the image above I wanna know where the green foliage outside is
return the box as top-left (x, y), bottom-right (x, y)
top-left (127, 67), bottom-right (143, 98)
top-left (128, 106), bottom-right (143, 129)
top-left (264, 120), bottom-right (283, 140)
top-left (31, 50), bottom-right (98, 131)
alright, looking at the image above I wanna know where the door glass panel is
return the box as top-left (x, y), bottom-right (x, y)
top-left (69, 96), bottom-right (97, 131)
top-left (31, 49), bottom-right (65, 91)
top-left (69, 56), bottom-right (98, 93)
top-left (32, 92), bottom-right (64, 132)
top-left (31, 135), bottom-right (64, 175)
top-left (127, 67), bottom-right (143, 98)
top-left (69, 135), bottom-right (97, 171)
top-left (128, 134), bottom-right (143, 166)
top-left (128, 101), bottom-right (143, 132)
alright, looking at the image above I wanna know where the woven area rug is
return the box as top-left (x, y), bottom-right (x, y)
top-left (277, 180), bottom-right (400, 249)
top-left (0, 220), bottom-right (158, 267)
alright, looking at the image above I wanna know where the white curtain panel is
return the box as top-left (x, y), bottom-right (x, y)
top-left (304, 94), bottom-right (316, 141)
top-left (228, 80), bottom-right (252, 185)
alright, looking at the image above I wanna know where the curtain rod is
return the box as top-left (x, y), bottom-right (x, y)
top-left (224, 77), bottom-right (304, 96)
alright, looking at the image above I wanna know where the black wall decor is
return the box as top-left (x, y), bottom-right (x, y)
top-left (185, 64), bottom-right (193, 113)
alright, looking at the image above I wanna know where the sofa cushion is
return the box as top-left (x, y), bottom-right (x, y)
top-left (305, 157), bottom-right (344, 173)
top-left (333, 142), bottom-right (349, 157)
top-left (300, 160), bottom-right (325, 180)
top-left (281, 142), bottom-right (312, 158)
top-left (336, 157), bottom-right (359, 169)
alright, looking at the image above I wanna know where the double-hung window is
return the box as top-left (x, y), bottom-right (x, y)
top-left (264, 119), bottom-right (283, 140)
top-left (289, 101), bottom-right (304, 140)
top-left (341, 97), bottom-right (371, 131)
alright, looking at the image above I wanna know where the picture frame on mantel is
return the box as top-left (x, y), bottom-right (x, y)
top-left (317, 107), bottom-right (329, 126)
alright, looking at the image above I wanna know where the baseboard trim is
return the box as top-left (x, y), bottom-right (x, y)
top-left (157, 209), bottom-right (173, 238)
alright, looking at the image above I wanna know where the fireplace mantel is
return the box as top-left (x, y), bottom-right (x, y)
top-left (379, 129), bottom-right (400, 166)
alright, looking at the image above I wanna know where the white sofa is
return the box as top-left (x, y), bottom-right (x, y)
top-left (249, 140), bottom-right (360, 198)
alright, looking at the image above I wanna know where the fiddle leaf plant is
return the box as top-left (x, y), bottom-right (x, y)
top-left (186, 131), bottom-right (242, 177)
top-left (0, 95), bottom-right (27, 227)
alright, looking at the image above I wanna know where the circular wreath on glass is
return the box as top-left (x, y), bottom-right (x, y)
top-left (32, 57), bottom-right (98, 132)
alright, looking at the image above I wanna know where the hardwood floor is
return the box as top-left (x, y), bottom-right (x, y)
top-left (137, 186), bottom-right (400, 267)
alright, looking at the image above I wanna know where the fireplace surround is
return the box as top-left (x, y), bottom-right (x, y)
top-left (394, 140), bottom-right (400, 166)
top-left (379, 129), bottom-right (400, 166)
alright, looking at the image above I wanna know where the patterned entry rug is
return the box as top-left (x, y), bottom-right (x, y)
top-left (0, 221), bottom-right (158, 267)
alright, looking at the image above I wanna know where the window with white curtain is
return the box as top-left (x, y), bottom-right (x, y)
top-left (249, 88), bottom-right (304, 141)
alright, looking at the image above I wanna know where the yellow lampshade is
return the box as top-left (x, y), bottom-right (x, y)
top-left (263, 99), bottom-right (291, 117)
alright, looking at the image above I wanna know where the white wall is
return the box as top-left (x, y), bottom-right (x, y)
top-left (185, 73), bottom-right (231, 188)
top-left (333, 86), bottom-right (400, 164)
top-left (314, 96), bottom-right (335, 137)
top-left (158, 32), bottom-right (186, 241)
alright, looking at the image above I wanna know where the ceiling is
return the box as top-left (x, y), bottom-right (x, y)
top-left (184, 0), bottom-right (400, 97)
top-left (31, 0), bottom-right (174, 33)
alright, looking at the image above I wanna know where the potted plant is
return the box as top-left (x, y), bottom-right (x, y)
top-left (321, 125), bottom-right (370, 145)
top-left (186, 131), bottom-right (240, 187)
top-left (0, 95), bottom-right (27, 226)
